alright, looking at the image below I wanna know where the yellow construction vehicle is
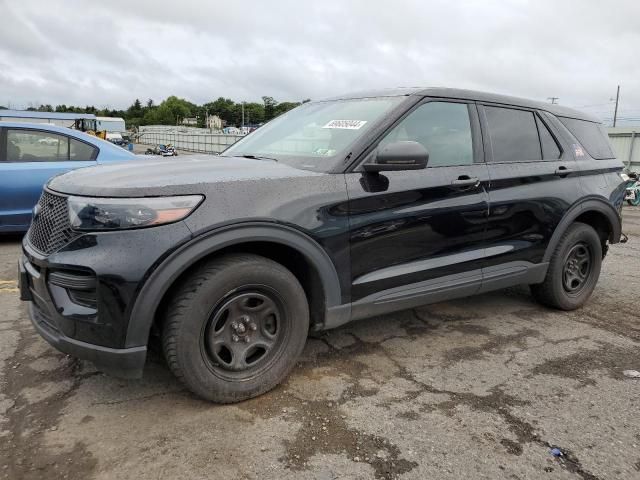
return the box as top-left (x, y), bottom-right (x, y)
top-left (72, 118), bottom-right (107, 139)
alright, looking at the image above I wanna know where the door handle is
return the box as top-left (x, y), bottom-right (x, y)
top-left (451, 176), bottom-right (480, 187)
top-left (555, 166), bottom-right (573, 176)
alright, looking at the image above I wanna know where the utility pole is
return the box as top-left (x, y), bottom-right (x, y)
top-left (547, 97), bottom-right (559, 104)
top-left (613, 85), bottom-right (620, 127)
top-left (241, 102), bottom-right (245, 130)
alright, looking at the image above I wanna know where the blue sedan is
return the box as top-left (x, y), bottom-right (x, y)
top-left (0, 122), bottom-right (137, 233)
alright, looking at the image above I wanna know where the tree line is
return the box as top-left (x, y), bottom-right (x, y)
top-left (0, 96), bottom-right (310, 129)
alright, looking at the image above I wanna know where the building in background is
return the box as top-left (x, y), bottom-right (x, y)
top-left (607, 127), bottom-right (639, 172)
top-left (206, 115), bottom-right (223, 130)
top-left (182, 117), bottom-right (198, 126)
top-left (96, 116), bottom-right (126, 133)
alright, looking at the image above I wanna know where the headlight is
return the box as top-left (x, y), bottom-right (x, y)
top-left (68, 195), bottom-right (204, 231)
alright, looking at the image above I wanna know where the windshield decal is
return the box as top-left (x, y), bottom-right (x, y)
top-left (322, 120), bottom-right (367, 130)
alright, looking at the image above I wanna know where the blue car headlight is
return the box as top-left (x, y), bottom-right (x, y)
top-left (68, 195), bottom-right (204, 231)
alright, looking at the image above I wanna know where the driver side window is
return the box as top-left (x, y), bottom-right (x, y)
top-left (378, 102), bottom-right (474, 167)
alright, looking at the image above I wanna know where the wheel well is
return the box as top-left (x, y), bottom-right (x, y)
top-left (151, 241), bottom-right (326, 340)
top-left (574, 210), bottom-right (613, 255)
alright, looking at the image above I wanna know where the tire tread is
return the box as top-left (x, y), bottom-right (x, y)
top-left (531, 222), bottom-right (601, 310)
top-left (161, 253), bottom-right (308, 403)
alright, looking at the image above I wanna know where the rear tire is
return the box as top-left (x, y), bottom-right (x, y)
top-left (162, 254), bottom-right (309, 403)
top-left (530, 222), bottom-right (602, 310)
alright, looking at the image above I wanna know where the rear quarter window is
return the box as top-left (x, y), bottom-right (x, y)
top-left (558, 117), bottom-right (615, 160)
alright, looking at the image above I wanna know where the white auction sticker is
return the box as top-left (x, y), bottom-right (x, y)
top-left (322, 120), bottom-right (367, 130)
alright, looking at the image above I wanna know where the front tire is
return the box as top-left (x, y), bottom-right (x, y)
top-left (162, 254), bottom-right (309, 403)
top-left (531, 222), bottom-right (602, 310)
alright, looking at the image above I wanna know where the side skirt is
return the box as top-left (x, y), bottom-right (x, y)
top-left (322, 261), bottom-right (549, 330)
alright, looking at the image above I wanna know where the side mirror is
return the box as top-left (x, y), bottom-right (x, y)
top-left (363, 141), bottom-right (429, 172)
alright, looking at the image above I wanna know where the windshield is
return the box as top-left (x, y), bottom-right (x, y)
top-left (222, 97), bottom-right (404, 171)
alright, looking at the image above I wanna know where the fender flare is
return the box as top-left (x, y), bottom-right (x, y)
top-left (542, 197), bottom-right (622, 263)
top-left (125, 222), bottom-right (343, 347)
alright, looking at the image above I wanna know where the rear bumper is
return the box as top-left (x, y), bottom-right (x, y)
top-left (28, 302), bottom-right (147, 379)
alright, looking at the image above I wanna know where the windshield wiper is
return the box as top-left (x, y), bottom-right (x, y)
top-left (233, 154), bottom-right (278, 162)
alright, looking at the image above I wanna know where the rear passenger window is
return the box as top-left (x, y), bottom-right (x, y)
top-left (558, 117), bottom-right (615, 160)
top-left (70, 138), bottom-right (98, 161)
top-left (5, 129), bottom-right (69, 162)
top-left (378, 102), bottom-right (474, 167)
top-left (484, 106), bottom-right (542, 162)
top-left (536, 116), bottom-right (561, 160)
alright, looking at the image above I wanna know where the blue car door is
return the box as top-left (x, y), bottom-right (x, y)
top-left (0, 127), bottom-right (98, 231)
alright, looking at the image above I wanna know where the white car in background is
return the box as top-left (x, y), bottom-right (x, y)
top-left (37, 137), bottom-right (60, 146)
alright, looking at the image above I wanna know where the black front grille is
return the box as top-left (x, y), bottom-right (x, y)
top-left (28, 191), bottom-right (80, 255)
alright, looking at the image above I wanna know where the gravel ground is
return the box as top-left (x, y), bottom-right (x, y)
top-left (1, 207), bottom-right (639, 480)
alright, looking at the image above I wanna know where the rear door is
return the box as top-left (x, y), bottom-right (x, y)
top-left (346, 99), bottom-right (490, 314)
top-left (478, 103), bottom-right (582, 288)
top-left (0, 128), bottom-right (98, 231)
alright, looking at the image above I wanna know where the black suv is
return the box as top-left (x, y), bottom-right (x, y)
top-left (20, 88), bottom-right (626, 403)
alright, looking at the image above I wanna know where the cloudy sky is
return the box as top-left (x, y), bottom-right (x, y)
top-left (1, 0), bottom-right (639, 124)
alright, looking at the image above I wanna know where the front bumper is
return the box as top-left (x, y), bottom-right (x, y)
top-left (20, 219), bottom-right (193, 378)
top-left (20, 253), bottom-right (147, 378)
top-left (29, 302), bottom-right (147, 378)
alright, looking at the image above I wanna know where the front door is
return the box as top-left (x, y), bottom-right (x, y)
top-left (346, 99), bottom-right (490, 317)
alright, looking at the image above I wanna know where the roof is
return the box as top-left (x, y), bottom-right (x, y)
top-left (96, 116), bottom-right (125, 122)
top-left (0, 109), bottom-right (95, 120)
top-left (322, 87), bottom-right (600, 122)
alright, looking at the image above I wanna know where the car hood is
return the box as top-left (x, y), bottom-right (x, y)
top-left (48, 155), bottom-right (324, 197)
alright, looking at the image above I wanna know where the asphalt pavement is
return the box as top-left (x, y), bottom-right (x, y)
top-left (1, 208), bottom-right (639, 479)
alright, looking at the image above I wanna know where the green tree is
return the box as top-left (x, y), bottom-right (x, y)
top-left (274, 101), bottom-right (300, 117)
top-left (203, 97), bottom-right (236, 126)
top-left (243, 102), bottom-right (265, 125)
top-left (262, 96), bottom-right (277, 121)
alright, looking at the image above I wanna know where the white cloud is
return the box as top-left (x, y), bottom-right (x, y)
top-left (1, 0), bottom-right (639, 123)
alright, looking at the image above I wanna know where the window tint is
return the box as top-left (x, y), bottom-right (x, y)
top-left (558, 117), bottom-right (614, 160)
top-left (484, 106), bottom-right (541, 162)
top-left (70, 138), bottom-right (97, 161)
top-left (536, 116), bottom-right (561, 160)
top-left (6, 130), bottom-right (69, 162)
top-left (379, 102), bottom-right (473, 167)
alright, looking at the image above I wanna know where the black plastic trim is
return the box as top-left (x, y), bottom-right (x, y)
top-left (324, 261), bottom-right (549, 330)
top-left (543, 197), bottom-right (622, 263)
top-left (49, 271), bottom-right (96, 290)
top-left (29, 303), bottom-right (146, 378)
